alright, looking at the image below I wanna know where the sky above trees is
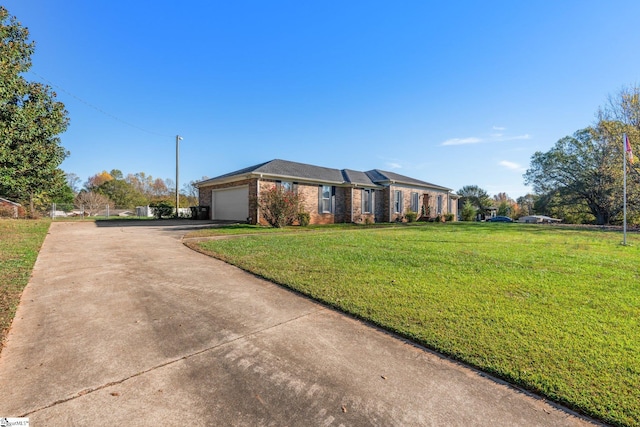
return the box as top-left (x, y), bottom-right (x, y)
top-left (5, 1), bottom-right (640, 199)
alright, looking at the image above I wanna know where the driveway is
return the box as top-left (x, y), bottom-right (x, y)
top-left (0, 221), bottom-right (598, 426)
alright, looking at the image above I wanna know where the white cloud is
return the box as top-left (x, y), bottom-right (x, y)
top-left (499, 160), bottom-right (526, 172)
top-left (441, 137), bottom-right (483, 146)
top-left (441, 129), bottom-right (531, 147)
top-left (386, 162), bottom-right (402, 169)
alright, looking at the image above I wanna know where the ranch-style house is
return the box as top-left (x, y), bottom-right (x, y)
top-left (196, 159), bottom-right (458, 225)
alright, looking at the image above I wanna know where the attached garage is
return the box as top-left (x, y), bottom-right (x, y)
top-left (211, 186), bottom-right (249, 221)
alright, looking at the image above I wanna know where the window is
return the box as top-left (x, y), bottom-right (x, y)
top-left (362, 189), bottom-right (373, 213)
top-left (410, 192), bottom-right (419, 212)
top-left (280, 181), bottom-right (292, 192)
top-left (277, 181), bottom-right (297, 193)
top-left (320, 185), bottom-right (333, 213)
top-left (437, 195), bottom-right (443, 214)
top-left (394, 190), bottom-right (403, 213)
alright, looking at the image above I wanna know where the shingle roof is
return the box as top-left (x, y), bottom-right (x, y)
top-left (341, 169), bottom-right (377, 186)
top-left (366, 169), bottom-right (448, 189)
top-left (198, 159), bottom-right (451, 191)
top-left (252, 159), bottom-right (345, 182)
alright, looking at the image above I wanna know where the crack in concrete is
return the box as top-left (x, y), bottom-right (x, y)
top-left (20, 306), bottom-right (326, 417)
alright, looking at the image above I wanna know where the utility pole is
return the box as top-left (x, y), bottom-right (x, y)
top-left (176, 135), bottom-right (183, 217)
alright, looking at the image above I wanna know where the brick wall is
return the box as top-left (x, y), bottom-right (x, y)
top-left (198, 178), bottom-right (256, 221)
top-left (199, 177), bottom-right (457, 225)
top-left (384, 185), bottom-right (457, 222)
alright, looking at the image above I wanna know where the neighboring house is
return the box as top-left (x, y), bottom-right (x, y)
top-left (196, 159), bottom-right (458, 225)
top-left (0, 197), bottom-right (23, 218)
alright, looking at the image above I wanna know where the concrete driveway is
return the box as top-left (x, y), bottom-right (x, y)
top-left (0, 221), bottom-right (599, 426)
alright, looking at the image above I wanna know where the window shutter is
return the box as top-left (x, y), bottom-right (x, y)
top-left (371, 190), bottom-right (375, 214)
top-left (331, 186), bottom-right (336, 214)
top-left (318, 185), bottom-right (322, 213)
top-left (361, 189), bottom-right (365, 213)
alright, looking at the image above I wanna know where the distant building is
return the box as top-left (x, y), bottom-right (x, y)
top-left (0, 197), bottom-right (22, 218)
top-left (518, 215), bottom-right (562, 224)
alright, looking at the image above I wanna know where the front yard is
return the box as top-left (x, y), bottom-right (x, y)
top-left (0, 219), bottom-right (50, 351)
top-left (190, 223), bottom-right (640, 427)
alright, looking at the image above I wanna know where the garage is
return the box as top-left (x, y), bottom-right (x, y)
top-left (212, 186), bottom-right (249, 221)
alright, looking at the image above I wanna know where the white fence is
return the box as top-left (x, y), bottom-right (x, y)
top-left (50, 204), bottom-right (194, 219)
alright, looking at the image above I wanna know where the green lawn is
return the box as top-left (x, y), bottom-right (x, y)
top-left (0, 219), bottom-right (50, 351)
top-left (191, 223), bottom-right (640, 427)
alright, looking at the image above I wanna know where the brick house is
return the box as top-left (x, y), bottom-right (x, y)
top-left (196, 159), bottom-right (458, 225)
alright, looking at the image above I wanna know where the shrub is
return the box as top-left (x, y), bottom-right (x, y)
top-left (297, 211), bottom-right (310, 227)
top-left (461, 200), bottom-right (476, 221)
top-left (445, 213), bottom-right (455, 222)
top-left (258, 186), bottom-right (303, 228)
top-left (149, 201), bottom-right (174, 219)
top-left (405, 210), bottom-right (418, 223)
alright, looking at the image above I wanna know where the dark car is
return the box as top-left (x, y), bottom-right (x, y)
top-left (487, 216), bottom-right (513, 222)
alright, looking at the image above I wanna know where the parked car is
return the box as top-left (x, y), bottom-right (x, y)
top-left (487, 216), bottom-right (513, 222)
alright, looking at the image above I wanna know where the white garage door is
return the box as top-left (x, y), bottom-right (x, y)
top-left (212, 186), bottom-right (249, 221)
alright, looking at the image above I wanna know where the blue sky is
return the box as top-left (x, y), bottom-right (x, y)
top-left (5, 1), bottom-right (640, 198)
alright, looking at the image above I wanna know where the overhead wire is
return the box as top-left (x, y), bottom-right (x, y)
top-left (26, 69), bottom-right (174, 138)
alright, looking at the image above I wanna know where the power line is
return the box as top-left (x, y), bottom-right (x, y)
top-left (26, 70), bottom-right (174, 138)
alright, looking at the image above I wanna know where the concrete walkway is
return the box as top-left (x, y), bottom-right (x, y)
top-left (0, 221), bottom-right (599, 426)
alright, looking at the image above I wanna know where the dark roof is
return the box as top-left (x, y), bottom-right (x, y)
top-left (342, 169), bottom-right (377, 186)
top-left (198, 159), bottom-right (451, 190)
top-left (199, 159), bottom-right (345, 184)
top-left (366, 169), bottom-right (447, 189)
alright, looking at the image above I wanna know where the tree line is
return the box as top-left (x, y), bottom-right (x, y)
top-left (457, 87), bottom-right (640, 226)
top-left (524, 87), bottom-right (640, 225)
top-left (67, 170), bottom-right (205, 215)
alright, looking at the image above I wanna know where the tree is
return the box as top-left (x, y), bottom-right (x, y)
top-left (516, 194), bottom-right (536, 216)
top-left (493, 192), bottom-right (517, 217)
top-left (460, 200), bottom-right (476, 221)
top-left (600, 84), bottom-right (640, 130)
top-left (0, 7), bottom-right (70, 214)
top-left (524, 126), bottom-right (637, 225)
top-left (85, 171), bottom-right (113, 190)
top-left (183, 177), bottom-right (208, 206)
top-left (66, 172), bottom-right (81, 194)
top-left (457, 185), bottom-right (492, 213)
top-left (75, 191), bottom-right (111, 216)
top-left (96, 178), bottom-right (146, 208)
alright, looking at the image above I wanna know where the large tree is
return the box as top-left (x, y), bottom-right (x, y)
top-left (457, 185), bottom-right (492, 212)
top-left (0, 7), bottom-right (69, 213)
top-left (524, 126), bottom-right (639, 225)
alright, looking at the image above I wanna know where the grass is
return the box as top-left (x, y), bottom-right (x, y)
top-left (0, 219), bottom-right (50, 352)
top-left (191, 222), bottom-right (640, 426)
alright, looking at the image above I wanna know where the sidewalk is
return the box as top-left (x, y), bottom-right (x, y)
top-left (0, 221), bottom-right (599, 426)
